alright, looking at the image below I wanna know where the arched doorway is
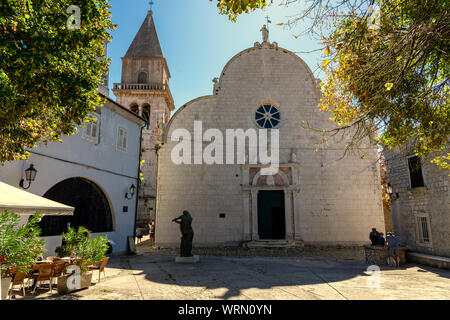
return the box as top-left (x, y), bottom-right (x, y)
top-left (257, 190), bottom-right (286, 240)
top-left (38, 177), bottom-right (113, 236)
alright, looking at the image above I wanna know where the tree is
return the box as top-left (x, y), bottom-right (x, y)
top-left (213, 0), bottom-right (450, 169)
top-left (0, 0), bottom-right (115, 163)
top-left (0, 211), bottom-right (45, 275)
top-left (212, 0), bottom-right (269, 21)
top-left (319, 0), bottom-right (449, 167)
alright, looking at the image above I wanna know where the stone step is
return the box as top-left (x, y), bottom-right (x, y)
top-left (243, 240), bottom-right (304, 249)
top-left (407, 252), bottom-right (450, 270)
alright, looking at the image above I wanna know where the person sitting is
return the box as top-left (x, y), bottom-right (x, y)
top-left (369, 228), bottom-right (379, 246)
top-left (377, 232), bottom-right (386, 247)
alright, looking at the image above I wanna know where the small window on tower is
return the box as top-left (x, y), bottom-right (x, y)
top-left (130, 104), bottom-right (139, 114)
top-left (137, 72), bottom-right (147, 84)
top-left (142, 105), bottom-right (151, 130)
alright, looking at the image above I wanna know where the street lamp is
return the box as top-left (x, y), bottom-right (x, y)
top-left (386, 183), bottom-right (399, 200)
top-left (125, 184), bottom-right (136, 199)
top-left (19, 164), bottom-right (37, 190)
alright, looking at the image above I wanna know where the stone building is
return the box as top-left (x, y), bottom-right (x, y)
top-left (0, 95), bottom-right (145, 255)
top-left (155, 29), bottom-right (385, 247)
top-left (113, 10), bottom-right (174, 227)
top-left (385, 144), bottom-right (450, 257)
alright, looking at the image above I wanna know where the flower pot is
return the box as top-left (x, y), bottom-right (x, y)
top-left (1, 277), bottom-right (12, 300)
top-left (57, 272), bottom-right (93, 295)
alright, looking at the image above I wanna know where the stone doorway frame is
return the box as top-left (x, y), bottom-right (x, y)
top-left (241, 163), bottom-right (301, 242)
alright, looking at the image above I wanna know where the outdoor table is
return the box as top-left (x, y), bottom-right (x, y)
top-left (61, 257), bottom-right (78, 264)
top-left (35, 260), bottom-right (53, 264)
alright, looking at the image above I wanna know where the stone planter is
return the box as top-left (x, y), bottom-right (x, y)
top-left (1, 277), bottom-right (12, 300)
top-left (364, 244), bottom-right (409, 266)
top-left (57, 272), bottom-right (93, 295)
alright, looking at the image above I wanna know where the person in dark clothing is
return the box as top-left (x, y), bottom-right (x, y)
top-left (369, 228), bottom-right (379, 246)
top-left (386, 232), bottom-right (400, 267)
top-left (377, 232), bottom-right (386, 247)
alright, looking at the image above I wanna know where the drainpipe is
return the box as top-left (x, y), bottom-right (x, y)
top-left (133, 125), bottom-right (144, 240)
top-left (154, 141), bottom-right (160, 246)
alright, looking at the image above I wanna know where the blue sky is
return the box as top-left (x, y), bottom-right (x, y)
top-left (108, 0), bottom-right (324, 111)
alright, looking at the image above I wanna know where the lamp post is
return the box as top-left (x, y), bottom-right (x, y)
top-left (125, 184), bottom-right (136, 200)
top-left (19, 164), bottom-right (37, 190)
top-left (386, 183), bottom-right (399, 200)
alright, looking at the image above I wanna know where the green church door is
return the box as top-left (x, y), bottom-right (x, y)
top-left (257, 191), bottom-right (286, 240)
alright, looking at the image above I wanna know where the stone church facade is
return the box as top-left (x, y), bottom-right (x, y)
top-left (155, 31), bottom-right (385, 247)
top-left (113, 10), bottom-right (174, 227)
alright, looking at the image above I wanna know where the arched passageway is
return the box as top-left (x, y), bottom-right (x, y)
top-left (38, 177), bottom-right (113, 236)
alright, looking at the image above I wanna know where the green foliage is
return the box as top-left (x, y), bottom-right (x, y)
top-left (0, 0), bottom-right (116, 162)
top-left (54, 245), bottom-right (71, 258)
top-left (317, 0), bottom-right (449, 168)
top-left (60, 226), bottom-right (109, 273)
top-left (212, 0), bottom-right (268, 21)
top-left (0, 211), bottom-right (45, 276)
top-left (216, 0), bottom-right (449, 170)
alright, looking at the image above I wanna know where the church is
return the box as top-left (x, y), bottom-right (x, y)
top-left (117, 10), bottom-right (385, 247)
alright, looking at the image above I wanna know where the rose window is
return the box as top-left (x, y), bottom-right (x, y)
top-left (255, 105), bottom-right (281, 129)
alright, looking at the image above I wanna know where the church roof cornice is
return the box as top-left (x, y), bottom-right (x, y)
top-left (219, 45), bottom-right (316, 87)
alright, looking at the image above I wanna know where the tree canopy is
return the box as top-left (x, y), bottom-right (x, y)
top-left (0, 0), bottom-right (115, 163)
top-left (214, 0), bottom-right (449, 169)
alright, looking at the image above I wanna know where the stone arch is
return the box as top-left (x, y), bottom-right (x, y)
top-left (130, 103), bottom-right (139, 115)
top-left (137, 71), bottom-right (148, 84)
top-left (162, 95), bottom-right (215, 143)
top-left (218, 46), bottom-right (318, 93)
top-left (252, 169), bottom-right (290, 187)
top-left (142, 103), bottom-right (151, 129)
top-left (38, 177), bottom-right (114, 236)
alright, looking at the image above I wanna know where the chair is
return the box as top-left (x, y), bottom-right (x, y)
top-left (52, 261), bottom-right (68, 278)
top-left (31, 263), bottom-right (54, 294)
top-left (89, 257), bottom-right (109, 283)
top-left (8, 268), bottom-right (27, 298)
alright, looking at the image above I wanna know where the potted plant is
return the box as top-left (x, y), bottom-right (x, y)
top-left (56, 226), bottom-right (109, 294)
top-left (0, 211), bottom-right (45, 300)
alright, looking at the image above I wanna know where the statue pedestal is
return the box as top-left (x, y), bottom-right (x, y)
top-left (175, 255), bottom-right (200, 264)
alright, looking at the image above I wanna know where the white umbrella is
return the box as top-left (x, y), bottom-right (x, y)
top-left (0, 181), bottom-right (74, 216)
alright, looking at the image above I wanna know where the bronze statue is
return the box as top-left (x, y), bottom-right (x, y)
top-left (172, 210), bottom-right (194, 257)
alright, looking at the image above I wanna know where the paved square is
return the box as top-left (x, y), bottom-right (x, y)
top-left (15, 252), bottom-right (450, 300)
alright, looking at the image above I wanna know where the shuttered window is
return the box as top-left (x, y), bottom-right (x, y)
top-left (82, 115), bottom-right (100, 144)
top-left (117, 126), bottom-right (128, 152)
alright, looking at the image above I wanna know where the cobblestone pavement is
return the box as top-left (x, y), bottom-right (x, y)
top-left (13, 247), bottom-right (450, 300)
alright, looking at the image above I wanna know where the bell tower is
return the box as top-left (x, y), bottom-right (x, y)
top-left (113, 9), bottom-right (174, 227)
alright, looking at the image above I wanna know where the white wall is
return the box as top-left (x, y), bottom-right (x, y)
top-left (0, 100), bottom-right (143, 255)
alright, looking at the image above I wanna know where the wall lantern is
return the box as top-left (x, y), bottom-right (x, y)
top-left (386, 183), bottom-right (399, 200)
top-left (19, 164), bottom-right (37, 190)
top-left (125, 184), bottom-right (136, 199)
